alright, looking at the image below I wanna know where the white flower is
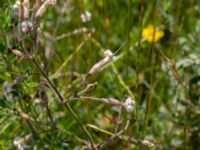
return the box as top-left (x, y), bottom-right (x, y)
top-left (124, 97), bottom-right (135, 112)
top-left (104, 49), bottom-right (113, 57)
top-left (13, 0), bottom-right (21, 8)
top-left (14, 138), bottom-right (24, 150)
top-left (13, 134), bottom-right (33, 150)
top-left (21, 21), bottom-right (32, 32)
top-left (81, 11), bottom-right (92, 22)
top-left (104, 49), bottom-right (116, 61)
top-left (126, 105), bottom-right (134, 112)
top-left (3, 81), bottom-right (12, 94)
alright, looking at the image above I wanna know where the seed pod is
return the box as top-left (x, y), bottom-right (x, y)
top-left (35, 0), bottom-right (57, 21)
top-left (11, 49), bottom-right (33, 60)
top-left (88, 56), bottom-right (111, 75)
top-left (35, 1), bottom-right (49, 21)
top-left (22, 0), bottom-right (30, 19)
top-left (11, 49), bottom-right (25, 57)
top-left (33, 0), bottom-right (41, 16)
top-left (13, 0), bottom-right (24, 21)
top-left (88, 50), bottom-right (115, 76)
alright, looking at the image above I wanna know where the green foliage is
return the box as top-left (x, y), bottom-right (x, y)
top-left (0, 7), bottom-right (12, 30)
top-left (0, 0), bottom-right (200, 149)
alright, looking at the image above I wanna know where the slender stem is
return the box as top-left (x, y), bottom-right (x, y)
top-left (19, 42), bottom-right (95, 148)
top-left (31, 58), bottom-right (95, 147)
top-left (143, 0), bottom-right (157, 138)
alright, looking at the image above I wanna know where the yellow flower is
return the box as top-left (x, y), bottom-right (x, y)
top-left (142, 24), bottom-right (164, 43)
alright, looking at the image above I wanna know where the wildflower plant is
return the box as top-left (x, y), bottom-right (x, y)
top-left (0, 0), bottom-right (199, 149)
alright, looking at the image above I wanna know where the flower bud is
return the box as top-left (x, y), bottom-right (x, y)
top-left (22, 0), bottom-right (30, 19)
top-left (13, 0), bottom-right (24, 21)
top-left (35, 0), bottom-right (57, 21)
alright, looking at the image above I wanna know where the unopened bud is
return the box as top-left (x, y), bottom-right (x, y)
top-left (22, 0), bottom-right (30, 19)
top-left (13, 0), bottom-right (24, 21)
top-left (35, 0), bottom-right (57, 21)
top-left (88, 49), bottom-right (115, 76)
top-left (88, 57), bottom-right (111, 75)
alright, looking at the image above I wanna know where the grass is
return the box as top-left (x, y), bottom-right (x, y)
top-left (0, 0), bottom-right (200, 149)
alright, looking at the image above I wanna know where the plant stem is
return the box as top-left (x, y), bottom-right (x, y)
top-left (20, 43), bottom-right (95, 148)
top-left (31, 58), bottom-right (95, 148)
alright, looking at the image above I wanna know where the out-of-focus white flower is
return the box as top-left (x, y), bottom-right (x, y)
top-left (81, 11), bottom-right (92, 22)
top-left (13, 134), bottom-right (33, 150)
top-left (3, 81), bottom-right (12, 94)
top-left (14, 138), bottom-right (24, 150)
top-left (14, 0), bottom-right (21, 8)
top-left (104, 49), bottom-right (117, 61)
top-left (104, 49), bottom-right (113, 57)
top-left (21, 21), bottom-right (32, 32)
top-left (124, 97), bottom-right (135, 112)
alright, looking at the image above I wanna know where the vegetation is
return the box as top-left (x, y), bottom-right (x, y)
top-left (0, 0), bottom-right (200, 149)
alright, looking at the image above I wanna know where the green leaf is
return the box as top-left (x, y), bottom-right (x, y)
top-left (0, 7), bottom-right (11, 29)
top-left (0, 42), bottom-right (6, 53)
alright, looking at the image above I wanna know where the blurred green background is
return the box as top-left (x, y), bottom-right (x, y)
top-left (0, 0), bottom-right (200, 149)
